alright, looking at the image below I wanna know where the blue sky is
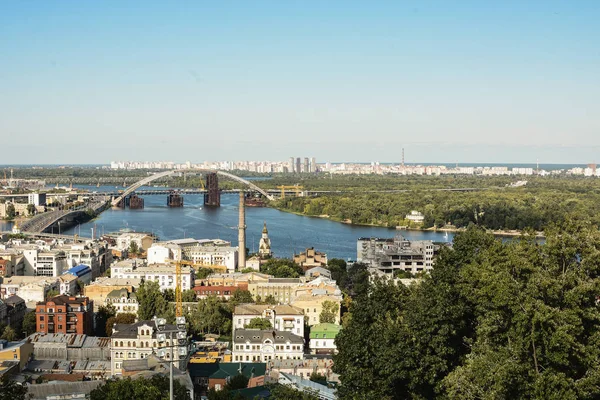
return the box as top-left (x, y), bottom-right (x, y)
top-left (1, 1), bottom-right (598, 164)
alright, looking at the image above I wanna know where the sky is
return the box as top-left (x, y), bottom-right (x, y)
top-left (1, 1), bottom-right (598, 164)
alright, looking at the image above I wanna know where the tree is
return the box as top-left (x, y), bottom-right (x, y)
top-left (309, 372), bottom-right (327, 385)
top-left (22, 312), bottom-right (37, 336)
top-left (106, 313), bottom-right (137, 336)
top-left (263, 294), bottom-right (277, 305)
top-left (244, 317), bottom-right (272, 330)
top-left (1, 326), bottom-right (17, 341)
top-left (5, 203), bottom-right (16, 220)
top-left (241, 267), bottom-right (256, 273)
top-left (95, 305), bottom-right (116, 336)
top-left (90, 375), bottom-right (189, 400)
top-left (45, 289), bottom-right (59, 300)
top-left (266, 383), bottom-right (319, 399)
top-left (195, 267), bottom-right (214, 279)
top-left (128, 241), bottom-right (139, 255)
top-left (326, 258), bottom-right (348, 288)
top-left (226, 374), bottom-right (249, 390)
top-left (182, 289), bottom-right (197, 303)
top-left (26, 204), bottom-right (36, 216)
top-left (319, 301), bottom-right (338, 324)
top-left (260, 258), bottom-right (303, 278)
top-left (191, 296), bottom-right (231, 336)
top-left (76, 279), bottom-right (85, 294)
top-left (0, 376), bottom-right (30, 400)
top-left (230, 289), bottom-right (254, 305)
top-left (163, 288), bottom-right (175, 302)
top-left (136, 280), bottom-right (167, 321)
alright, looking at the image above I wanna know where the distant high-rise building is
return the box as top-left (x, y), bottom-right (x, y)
top-left (296, 158), bottom-right (301, 174)
top-left (304, 158), bottom-right (309, 173)
top-left (310, 157), bottom-right (317, 173)
top-left (289, 157), bottom-right (295, 173)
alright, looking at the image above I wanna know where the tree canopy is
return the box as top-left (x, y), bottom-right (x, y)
top-left (137, 280), bottom-right (167, 321)
top-left (90, 375), bottom-right (189, 400)
top-left (334, 224), bottom-right (600, 399)
top-left (244, 317), bottom-right (272, 330)
top-left (260, 258), bottom-right (303, 278)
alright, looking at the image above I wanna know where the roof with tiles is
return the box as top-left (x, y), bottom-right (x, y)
top-left (233, 329), bottom-right (304, 345)
top-left (234, 304), bottom-right (303, 316)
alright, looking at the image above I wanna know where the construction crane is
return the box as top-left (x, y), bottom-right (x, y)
top-left (277, 185), bottom-right (304, 199)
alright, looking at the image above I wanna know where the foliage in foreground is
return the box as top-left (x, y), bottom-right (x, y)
top-left (334, 223), bottom-right (600, 400)
top-left (90, 375), bottom-right (189, 400)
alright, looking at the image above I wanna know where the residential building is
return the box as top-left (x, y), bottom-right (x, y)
top-left (84, 277), bottom-right (141, 311)
top-left (110, 319), bottom-right (187, 376)
top-left (357, 236), bottom-right (435, 274)
top-left (105, 288), bottom-right (138, 315)
top-left (268, 358), bottom-right (338, 383)
top-left (110, 263), bottom-right (194, 292)
top-left (147, 242), bottom-right (182, 264)
top-left (278, 372), bottom-right (337, 400)
top-left (246, 256), bottom-right (261, 271)
top-left (293, 248), bottom-right (328, 271)
top-left (258, 222), bottom-right (272, 257)
top-left (28, 193), bottom-right (47, 206)
top-left (197, 272), bottom-right (270, 288)
top-left (247, 278), bottom-right (302, 304)
top-left (1, 276), bottom-right (60, 303)
top-left (188, 362), bottom-right (266, 395)
top-left (305, 266), bottom-right (332, 280)
top-left (233, 304), bottom-right (305, 337)
top-left (193, 284), bottom-right (248, 300)
top-left (0, 339), bottom-right (34, 372)
top-left (64, 264), bottom-right (93, 284)
top-left (27, 381), bottom-right (104, 400)
top-left (187, 246), bottom-right (238, 272)
top-left (4, 296), bottom-right (27, 329)
top-left (28, 333), bottom-right (111, 362)
top-left (58, 274), bottom-right (79, 295)
top-left (291, 294), bottom-right (341, 326)
top-left (232, 329), bottom-right (304, 363)
top-left (116, 232), bottom-right (154, 252)
top-left (64, 243), bottom-right (111, 279)
top-left (309, 323), bottom-right (342, 355)
top-left (22, 248), bottom-right (69, 277)
top-left (36, 295), bottom-right (94, 335)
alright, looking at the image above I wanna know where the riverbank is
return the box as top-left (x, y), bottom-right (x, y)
top-left (269, 205), bottom-right (545, 238)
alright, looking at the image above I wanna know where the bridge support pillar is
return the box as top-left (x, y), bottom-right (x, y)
top-left (128, 195), bottom-right (144, 209)
top-left (204, 173), bottom-right (220, 207)
top-left (167, 192), bottom-right (184, 207)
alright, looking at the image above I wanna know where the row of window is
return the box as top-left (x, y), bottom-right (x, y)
top-left (234, 344), bottom-right (301, 351)
top-left (233, 354), bottom-right (302, 362)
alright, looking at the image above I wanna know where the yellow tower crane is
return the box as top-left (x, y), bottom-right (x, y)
top-left (277, 185), bottom-right (304, 199)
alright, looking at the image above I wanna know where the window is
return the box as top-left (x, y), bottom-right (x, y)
top-left (58, 324), bottom-right (62, 329)
top-left (40, 316), bottom-right (44, 321)
top-left (40, 324), bottom-right (44, 329)
top-left (58, 316), bottom-right (62, 321)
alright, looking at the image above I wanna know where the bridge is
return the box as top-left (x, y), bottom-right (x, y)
top-left (19, 199), bottom-right (109, 234)
top-left (110, 169), bottom-right (275, 207)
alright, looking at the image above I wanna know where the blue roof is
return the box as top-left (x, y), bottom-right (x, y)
top-left (67, 264), bottom-right (92, 277)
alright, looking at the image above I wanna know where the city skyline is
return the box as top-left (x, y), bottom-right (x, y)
top-left (2, 1), bottom-right (599, 164)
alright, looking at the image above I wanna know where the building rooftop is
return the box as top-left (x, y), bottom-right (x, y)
top-left (188, 362), bottom-right (266, 379)
top-left (233, 329), bottom-right (304, 344)
top-left (26, 381), bottom-right (103, 400)
top-left (234, 304), bottom-right (304, 316)
top-left (111, 320), bottom-right (177, 339)
top-left (66, 264), bottom-right (92, 277)
top-left (309, 323), bottom-right (342, 339)
top-left (39, 295), bottom-right (91, 306)
top-left (27, 333), bottom-right (111, 348)
top-left (106, 288), bottom-right (136, 299)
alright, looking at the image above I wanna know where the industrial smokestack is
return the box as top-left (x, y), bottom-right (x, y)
top-left (238, 191), bottom-right (246, 269)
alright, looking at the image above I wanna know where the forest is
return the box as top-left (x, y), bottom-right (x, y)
top-left (333, 223), bottom-right (600, 399)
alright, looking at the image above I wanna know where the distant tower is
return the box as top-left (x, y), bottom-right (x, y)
top-left (296, 158), bottom-right (301, 174)
top-left (258, 222), bottom-right (272, 258)
top-left (289, 157), bottom-right (295, 173)
top-left (402, 148), bottom-right (405, 168)
top-left (303, 158), bottom-right (309, 173)
top-left (238, 192), bottom-right (246, 269)
top-left (310, 157), bottom-right (317, 173)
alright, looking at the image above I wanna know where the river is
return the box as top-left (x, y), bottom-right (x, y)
top-left (53, 185), bottom-right (455, 260)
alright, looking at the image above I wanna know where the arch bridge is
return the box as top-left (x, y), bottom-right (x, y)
top-left (110, 169), bottom-right (274, 207)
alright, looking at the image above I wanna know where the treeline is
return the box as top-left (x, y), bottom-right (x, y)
top-left (334, 224), bottom-right (600, 399)
top-left (274, 187), bottom-right (600, 231)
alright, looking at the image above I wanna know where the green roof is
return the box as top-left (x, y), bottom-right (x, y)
top-left (188, 362), bottom-right (266, 380)
top-left (309, 323), bottom-right (342, 339)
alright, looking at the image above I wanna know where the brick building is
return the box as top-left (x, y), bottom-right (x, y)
top-left (36, 295), bottom-right (94, 335)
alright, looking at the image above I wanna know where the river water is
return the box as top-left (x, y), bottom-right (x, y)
top-left (47, 185), bottom-right (454, 260)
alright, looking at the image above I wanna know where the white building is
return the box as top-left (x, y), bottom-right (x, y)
top-left (58, 274), bottom-right (79, 295)
top-left (105, 288), bottom-right (138, 316)
top-left (187, 246), bottom-right (238, 272)
top-left (110, 319), bottom-right (187, 376)
top-left (116, 232), bottom-right (154, 252)
top-left (147, 243), bottom-right (183, 264)
top-left (110, 263), bottom-right (194, 292)
top-left (405, 210), bottom-right (425, 224)
top-left (0, 276), bottom-right (59, 303)
top-left (232, 329), bottom-right (304, 363)
top-left (22, 248), bottom-right (68, 277)
top-left (28, 193), bottom-right (47, 207)
top-left (233, 304), bottom-right (305, 337)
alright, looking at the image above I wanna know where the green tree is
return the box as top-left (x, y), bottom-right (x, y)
top-left (90, 375), bottom-right (189, 400)
top-left (128, 241), bottom-right (139, 255)
top-left (326, 258), bottom-right (348, 287)
top-left (106, 313), bottom-right (137, 336)
top-left (136, 280), bottom-right (167, 321)
top-left (195, 267), bottom-right (214, 279)
top-left (26, 204), bottom-right (36, 216)
top-left (309, 372), bottom-right (327, 385)
top-left (1, 326), bottom-right (17, 341)
top-left (241, 267), bottom-right (257, 273)
top-left (319, 300), bottom-right (338, 324)
top-left (45, 289), bottom-right (59, 300)
top-left (182, 289), bottom-right (197, 302)
top-left (229, 289), bottom-right (254, 305)
top-left (260, 258), bottom-right (303, 278)
top-left (263, 294), bottom-right (277, 305)
top-left (225, 374), bottom-right (249, 390)
top-left (163, 288), bottom-right (175, 302)
top-left (191, 296), bottom-right (231, 336)
top-left (76, 279), bottom-right (85, 294)
top-left (0, 375), bottom-right (30, 400)
top-left (5, 203), bottom-right (16, 220)
top-left (22, 312), bottom-right (37, 336)
top-left (95, 305), bottom-right (116, 336)
top-left (266, 383), bottom-right (319, 399)
top-left (244, 317), bottom-right (272, 330)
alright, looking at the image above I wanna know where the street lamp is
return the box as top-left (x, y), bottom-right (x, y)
top-left (155, 316), bottom-right (188, 400)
